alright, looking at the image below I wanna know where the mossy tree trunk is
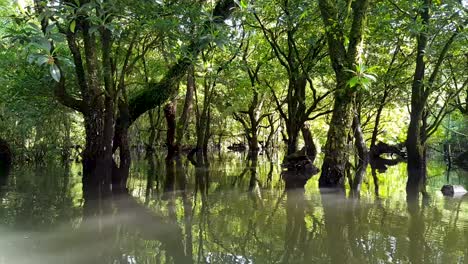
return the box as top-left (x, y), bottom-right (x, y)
top-left (318, 0), bottom-right (370, 188)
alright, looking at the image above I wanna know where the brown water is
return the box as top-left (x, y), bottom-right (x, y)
top-left (0, 152), bottom-right (467, 263)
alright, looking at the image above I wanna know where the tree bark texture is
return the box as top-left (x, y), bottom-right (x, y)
top-left (164, 101), bottom-right (177, 160)
top-left (318, 0), bottom-right (370, 188)
top-left (301, 125), bottom-right (317, 161)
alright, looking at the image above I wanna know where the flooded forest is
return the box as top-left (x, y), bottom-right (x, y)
top-left (0, 0), bottom-right (467, 263)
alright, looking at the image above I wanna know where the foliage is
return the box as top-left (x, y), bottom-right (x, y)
top-left (0, 0), bottom-right (466, 163)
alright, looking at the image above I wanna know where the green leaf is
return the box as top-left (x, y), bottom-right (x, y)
top-left (56, 56), bottom-right (73, 66)
top-left (27, 22), bottom-right (41, 32)
top-left (38, 39), bottom-right (51, 52)
top-left (348, 76), bottom-right (359, 88)
top-left (49, 64), bottom-right (61, 82)
top-left (299, 10), bottom-right (309, 21)
top-left (50, 33), bottom-right (66, 43)
top-left (27, 54), bottom-right (38, 64)
top-left (361, 78), bottom-right (371, 87)
top-left (70, 20), bottom-right (76, 33)
top-left (37, 55), bottom-right (49, 66)
top-left (363, 73), bottom-right (377, 82)
top-left (240, 0), bottom-right (248, 8)
top-left (45, 23), bottom-right (55, 34)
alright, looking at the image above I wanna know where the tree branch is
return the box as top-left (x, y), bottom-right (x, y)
top-left (54, 74), bottom-right (84, 112)
top-left (126, 0), bottom-right (237, 124)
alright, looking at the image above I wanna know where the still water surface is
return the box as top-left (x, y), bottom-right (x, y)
top-left (0, 152), bottom-right (467, 264)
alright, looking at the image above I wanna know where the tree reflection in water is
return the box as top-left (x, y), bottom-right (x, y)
top-left (281, 172), bottom-right (308, 264)
top-left (81, 154), bottom-right (468, 263)
top-left (0, 154), bottom-right (466, 263)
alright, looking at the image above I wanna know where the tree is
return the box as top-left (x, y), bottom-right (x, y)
top-left (317, 0), bottom-right (371, 188)
top-left (19, 0), bottom-right (237, 193)
top-left (403, 0), bottom-right (466, 197)
top-left (231, 34), bottom-right (272, 153)
top-left (252, 0), bottom-right (331, 156)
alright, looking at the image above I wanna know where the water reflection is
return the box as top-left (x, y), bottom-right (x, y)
top-left (282, 179), bottom-right (308, 263)
top-left (0, 154), bottom-right (466, 263)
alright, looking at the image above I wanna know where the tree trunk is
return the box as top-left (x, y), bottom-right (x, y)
top-left (249, 99), bottom-right (261, 153)
top-left (164, 101), bottom-right (177, 160)
top-left (265, 115), bottom-right (277, 150)
top-left (351, 114), bottom-right (369, 194)
top-left (203, 105), bottom-right (211, 154)
top-left (82, 106), bottom-right (114, 197)
top-left (249, 128), bottom-right (259, 153)
top-left (285, 76), bottom-right (307, 155)
top-left (61, 115), bottom-right (72, 164)
top-left (406, 0), bottom-right (429, 199)
top-left (370, 88), bottom-right (389, 148)
top-left (248, 152), bottom-right (259, 192)
top-left (175, 65), bottom-right (195, 153)
top-left (0, 138), bottom-right (11, 176)
top-left (112, 101), bottom-right (131, 190)
top-left (406, 108), bottom-right (426, 198)
top-left (319, 93), bottom-right (354, 188)
top-left (286, 128), bottom-right (299, 156)
top-left (195, 83), bottom-right (207, 155)
top-left (371, 168), bottom-right (380, 198)
top-left (301, 124), bottom-right (317, 161)
top-left (112, 126), bottom-right (131, 190)
top-left (317, 0), bottom-right (370, 188)
top-left (146, 109), bottom-right (158, 155)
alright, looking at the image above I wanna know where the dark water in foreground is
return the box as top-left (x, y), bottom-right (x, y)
top-left (0, 152), bottom-right (467, 264)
